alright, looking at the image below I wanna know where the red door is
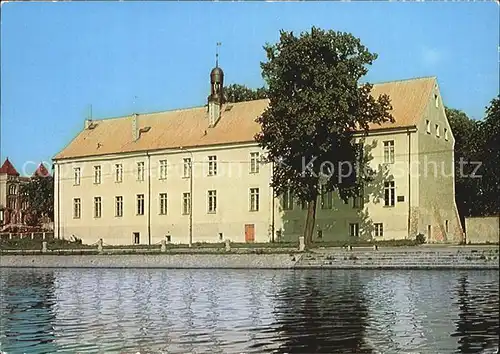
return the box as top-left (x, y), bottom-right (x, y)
top-left (245, 224), bottom-right (255, 243)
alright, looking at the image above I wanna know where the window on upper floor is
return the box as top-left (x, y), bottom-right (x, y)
top-left (136, 194), bottom-right (145, 215)
top-left (94, 196), bottom-right (102, 218)
top-left (115, 196), bottom-right (123, 217)
top-left (8, 184), bottom-right (16, 195)
top-left (249, 188), bottom-right (260, 211)
top-left (159, 193), bottom-right (168, 215)
top-left (434, 94), bottom-right (439, 108)
top-left (383, 140), bottom-right (395, 164)
top-left (74, 168), bottom-right (81, 186)
top-left (73, 198), bottom-right (81, 219)
top-left (208, 190), bottom-right (217, 213)
top-left (115, 164), bottom-right (123, 183)
top-left (137, 162), bottom-right (145, 181)
top-left (183, 158), bottom-right (191, 178)
top-left (159, 160), bottom-right (167, 180)
top-left (426, 120), bottom-right (431, 134)
top-left (444, 128), bottom-right (449, 141)
top-left (436, 124), bottom-right (440, 138)
top-left (182, 192), bottom-right (191, 215)
top-left (94, 166), bottom-right (101, 184)
top-left (208, 156), bottom-right (217, 176)
top-left (384, 181), bottom-right (395, 207)
top-left (250, 152), bottom-right (260, 174)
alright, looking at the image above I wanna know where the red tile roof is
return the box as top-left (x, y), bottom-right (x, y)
top-left (0, 158), bottom-right (20, 176)
top-left (33, 163), bottom-right (51, 177)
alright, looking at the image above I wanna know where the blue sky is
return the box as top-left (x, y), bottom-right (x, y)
top-left (1, 2), bottom-right (498, 175)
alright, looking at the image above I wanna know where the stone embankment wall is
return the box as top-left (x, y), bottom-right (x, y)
top-left (297, 246), bottom-right (499, 269)
top-left (0, 247), bottom-right (498, 269)
top-left (465, 216), bottom-right (500, 244)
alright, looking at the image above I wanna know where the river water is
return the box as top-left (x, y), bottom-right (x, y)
top-left (0, 268), bottom-right (498, 353)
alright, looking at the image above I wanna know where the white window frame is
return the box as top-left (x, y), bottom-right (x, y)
top-left (159, 160), bottom-right (168, 180)
top-left (183, 158), bottom-right (192, 178)
top-left (137, 162), bottom-right (145, 181)
top-left (384, 181), bottom-right (395, 207)
top-left (73, 198), bottom-right (81, 219)
top-left (374, 223), bottom-right (383, 237)
top-left (349, 223), bottom-right (359, 237)
top-left (182, 192), bottom-right (191, 215)
top-left (208, 190), bottom-right (217, 213)
top-left (208, 156), bottom-right (217, 176)
top-left (94, 166), bottom-right (101, 184)
top-left (74, 167), bottom-right (81, 186)
top-left (383, 140), bottom-right (395, 164)
top-left (115, 164), bottom-right (123, 183)
top-left (250, 152), bottom-right (260, 174)
top-left (94, 196), bottom-right (102, 218)
top-left (115, 196), bottom-right (123, 217)
top-left (159, 193), bottom-right (168, 215)
top-left (136, 194), bottom-right (145, 215)
top-left (250, 188), bottom-right (259, 211)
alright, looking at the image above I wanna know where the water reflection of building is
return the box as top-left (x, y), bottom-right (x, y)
top-left (0, 269), bottom-right (57, 354)
top-left (453, 273), bottom-right (500, 353)
top-left (271, 270), bottom-right (373, 353)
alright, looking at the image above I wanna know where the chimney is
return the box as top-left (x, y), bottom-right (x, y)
top-left (132, 113), bottom-right (139, 141)
top-left (85, 119), bottom-right (92, 129)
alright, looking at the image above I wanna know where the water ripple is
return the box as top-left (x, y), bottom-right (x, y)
top-left (0, 268), bottom-right (498, 353)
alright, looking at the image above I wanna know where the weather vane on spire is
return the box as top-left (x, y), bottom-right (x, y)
top-left (216, 42), bottom-right (221, 67)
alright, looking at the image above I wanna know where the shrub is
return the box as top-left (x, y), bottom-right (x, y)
top-left (415, 233), bottom-right (426, 245)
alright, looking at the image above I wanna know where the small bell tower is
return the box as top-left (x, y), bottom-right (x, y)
top-left (208, 42), bottom-right (224, 127)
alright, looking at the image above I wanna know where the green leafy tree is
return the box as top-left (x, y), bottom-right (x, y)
top-left (445, 107), bottom-right (482, 221)
top-left (224, 84), bottom-right (268, 103)
top-left (478, 96), bottom-right (500, 215)
top-left (20, 175), bottom-right (54, 226)
top-left (256, 27), bottom-right (393, 247)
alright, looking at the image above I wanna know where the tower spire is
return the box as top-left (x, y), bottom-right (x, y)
top-left (216, 42), bottom-right (221, 67)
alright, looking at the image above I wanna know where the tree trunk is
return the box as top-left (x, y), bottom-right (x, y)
top-left (303, 198), bottom-right (317, 248)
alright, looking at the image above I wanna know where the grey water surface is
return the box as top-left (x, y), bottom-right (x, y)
top-left (0, 268), bottom-right (498, 353)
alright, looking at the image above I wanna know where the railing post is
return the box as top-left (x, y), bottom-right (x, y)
top-left (298, 236), bottom-right (305, 252)
top-left (225, 239), bottom-right (231, 252)
top-left (42, 241), bottom-right (48, 253)
top-left (42, 232), bottom-right (46, 240)
top-left (161, 240), bottom-right (166, 253)
top-left (97, 238), bottom-right (103, 253)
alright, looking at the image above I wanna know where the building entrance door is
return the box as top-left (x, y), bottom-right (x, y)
top-left (245, 224), bottom-right (255, 243)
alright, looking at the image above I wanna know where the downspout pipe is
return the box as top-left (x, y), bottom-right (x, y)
top-left (271, 160), bottom-right (275, 243)
top-left (407, 128), bottom-right (411, 239)
top-left (57, 163), bottom-right (61, 239)
top-left (147, 151), bottom-right (151, 245)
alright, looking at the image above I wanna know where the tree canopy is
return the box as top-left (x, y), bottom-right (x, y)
top-left (224, 84), bottom-right (268, 103)
top-left (255, 27), bottom-right (393, 246)
top-left (20, 175), bottom-right (54, 226)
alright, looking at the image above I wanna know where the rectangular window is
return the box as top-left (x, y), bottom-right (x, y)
top-left (159, 193), bottom-right (168, 215)
top-left (445, 220), bottom-right (449, 233)
top-left (115, 196), bottom-right (123, 217)
top-left (137, 162), bottom-right (145, 181)
top-left (384, 181), bottom-right (395, 207)
top-left (426, 120), bottom-right (431, 134)
top-left (159, 160), bottom-right (167, 180)
top-left (183, 158), bottom-right (191, 178)
top-left (115, 164), bottom-right (123, 183)
top-left (208, 190), bottom-right (217, 213)
top-left (182, 192), bottom-right (191, 215)
top-left (383, 140), bottom-right (395, 164)
top-left (434, 94), bottom-right (439, 108)
top-left (320, 189), bottom-right (333, 209)
top-left (133, 232), bottom-right (140, 245)
top-left (349, 223), bottom-right (359, 237)
top-left (73, 198), bottom-right (81, 219)
top-left (250, 188), bottom-right (259, 211)
top-left (250, 152), bottom-right (260, 174)
top-left (74, 168), bottom-right (81, 185)
top-left (136, 194), bottom-right (144, 215)
top-left (436, 124), bottom-right (440, 138)
top-left (94, 166), bottom-right (101, 184)
top-left (94, 197), bottom-right (102, 218)
top-left (444, 128), bottom-right (449, 141)
top-left (353, 188), bottom-right (364, 209)
top-left (208, 156), bottom-right (217, 176)
top-left (282, 189), bottom-right (294, 210)
top-left (374, 223), bottom-right (383, 237)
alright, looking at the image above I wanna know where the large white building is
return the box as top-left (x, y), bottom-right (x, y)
top-left (53, 65), bottom-right (463, 245)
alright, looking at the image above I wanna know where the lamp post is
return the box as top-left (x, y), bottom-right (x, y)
top-left (180, 147), bottom-right (193, 247)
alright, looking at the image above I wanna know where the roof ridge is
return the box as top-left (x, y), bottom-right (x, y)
top-left (369, 76), bottom-right (437, 86)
